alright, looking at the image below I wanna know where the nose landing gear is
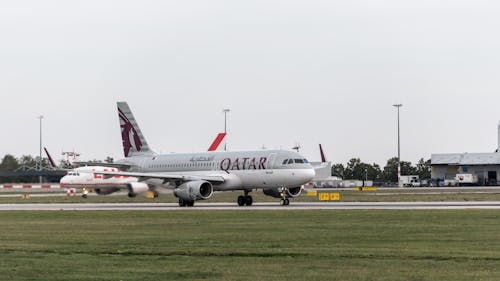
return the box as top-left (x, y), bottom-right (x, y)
top-left (280, 198), bottom-right (290, 206)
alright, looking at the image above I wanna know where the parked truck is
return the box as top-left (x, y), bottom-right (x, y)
top-left (455, 174), bottom-right (479, 186)
top-left (400, 175), bottom-right (421, 187)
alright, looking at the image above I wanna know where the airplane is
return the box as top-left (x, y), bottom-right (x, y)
top-left (57, 132), bottom-right (226, 198)
top-left (60, 166), bottom-right (142, 198)
top-left (69, 101), bottom-right (315, 207)
top-left (44, 147), bottom-right (140, 198)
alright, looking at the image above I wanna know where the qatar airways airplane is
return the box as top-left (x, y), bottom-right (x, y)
top-left (61, 102), bottom-right (315, 207)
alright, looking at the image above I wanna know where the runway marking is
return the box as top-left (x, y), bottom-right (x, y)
top-left (2, 202), bottom-right (500, 211)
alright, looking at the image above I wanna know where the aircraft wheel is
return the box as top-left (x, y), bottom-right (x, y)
top-left (245, 196), bottom-right (253, 206)
top-left (178, 198), bottom-right (186, 207)
top-left (82, 194), bottom-right (88, 199)
top-left (187, 201), bottom-right (195, 207)
top-left (153, 191), bottom-right (159, 198)
top-left (237, 196), bottom-right (245, 206)
top-left (280, 199), bottom-right (285, 206)
top-left (284, 199), bottom-right (290, 205)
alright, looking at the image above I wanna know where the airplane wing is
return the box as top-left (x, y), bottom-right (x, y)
top-left (92, 170), bottom-right (225, 184)
top-left (73, 162), bottom-right (132, 170)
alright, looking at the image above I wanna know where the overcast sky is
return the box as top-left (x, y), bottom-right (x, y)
top-left (1, 0), bottom-right (499, 166)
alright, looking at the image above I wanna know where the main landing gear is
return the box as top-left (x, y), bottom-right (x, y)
top-left (237, 190), bottom-right (253, 206)
top-left (280, 198), bottom-right (290, 206)
top-left (178, 198), bottom-right (194, 207)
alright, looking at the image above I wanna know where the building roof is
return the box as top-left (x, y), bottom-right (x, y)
top-left (432, 152), bottom-right (500, 165)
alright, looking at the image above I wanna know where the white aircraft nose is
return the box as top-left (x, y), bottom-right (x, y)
top-left (60, 176), bottom-right (71, 187)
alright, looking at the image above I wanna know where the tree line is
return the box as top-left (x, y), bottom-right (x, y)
top-left (331, 157), bottom-right (431, 182)
top-left (0, 154), bottom-right (113, 183)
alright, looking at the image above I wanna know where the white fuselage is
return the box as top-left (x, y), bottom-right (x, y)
top-left (116, 149), bottom-right (315, 191)
top-left (60, 166), bottom-right (138, 189)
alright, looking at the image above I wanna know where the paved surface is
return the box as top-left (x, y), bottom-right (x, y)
top-left (2, 201), bottom-right (500, 210)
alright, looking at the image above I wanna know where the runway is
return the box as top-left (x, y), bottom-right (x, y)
top-left (3, 201), bottom-right (500, 210)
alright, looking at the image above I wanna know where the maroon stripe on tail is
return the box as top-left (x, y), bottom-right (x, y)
top-left (44, 147), bottom-right (57, 168)
top-left (319, 144), bottom-right (326, 163)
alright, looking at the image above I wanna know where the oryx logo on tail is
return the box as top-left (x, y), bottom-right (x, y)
top-left (117, 102), bottom-right (154, 157)
top-left (119, 108), bottom-right (143, 157)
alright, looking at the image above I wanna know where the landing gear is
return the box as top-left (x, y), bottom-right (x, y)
top-left (278, 187), bottom-right (290, 206)
top-left (178, 198), bottom-right (195, 207)
top-left (280, 198), bottom-right (290, 206)
top-left (237, 191), bottom-right (253, 206)
top-left (153, 191), bottom-right (159, 198)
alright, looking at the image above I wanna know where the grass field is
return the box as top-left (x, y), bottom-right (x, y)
top-left (1, 210), bottom-right (500, 280)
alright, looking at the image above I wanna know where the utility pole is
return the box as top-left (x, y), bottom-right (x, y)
top-left (38, 115), bottom-right (44, 184)
top-left (393, 104), bottom-right (403, 186)
top-left (223, 109), bottom-right (230, 151)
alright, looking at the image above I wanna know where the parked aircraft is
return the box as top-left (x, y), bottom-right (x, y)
top-left (90, 102), bottom-right (315, 207)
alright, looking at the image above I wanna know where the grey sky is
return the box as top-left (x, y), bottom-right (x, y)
top-left (1, 0), bottom-right (499, 166)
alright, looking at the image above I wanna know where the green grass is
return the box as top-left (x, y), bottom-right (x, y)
top-left (1, 210), bottom-right (500, 280)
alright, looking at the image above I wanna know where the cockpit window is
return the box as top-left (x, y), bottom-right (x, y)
top-left (303, 159), bottom-right (309, 163)
top-left (282, 159), bottom-right (288, 165)
top-left (294, 159), bottom-right (304, 164)
top-left (287, 159), bottom-right (294, 164)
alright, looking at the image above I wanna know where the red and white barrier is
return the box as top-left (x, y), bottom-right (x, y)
top-left (2, 184), bottom-right (61, 189)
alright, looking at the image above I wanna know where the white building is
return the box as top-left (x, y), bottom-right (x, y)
top-left (431, 122), bottom-right (500, 186)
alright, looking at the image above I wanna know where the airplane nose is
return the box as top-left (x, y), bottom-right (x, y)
top-left (60, 176), bottom-right (70, 187)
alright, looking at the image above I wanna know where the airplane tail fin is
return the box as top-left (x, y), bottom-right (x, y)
top-left (44, 147), bottom-right (58, 169)
top-left (319, 144), bottom-right (327, 163)
top-left (117, 102), bottom-right (155, 158)
top-left (208, 133), bottom-right (227, 151)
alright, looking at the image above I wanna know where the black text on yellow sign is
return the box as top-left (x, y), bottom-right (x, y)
top-left (318, 192), bottom-right (340, 201)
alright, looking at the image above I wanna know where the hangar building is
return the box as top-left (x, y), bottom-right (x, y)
top-left (431, 122), bottom-right (500, 185)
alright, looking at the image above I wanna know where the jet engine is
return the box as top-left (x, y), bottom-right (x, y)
top-left (174, 180), bottom-right (213, 201)
top-left (127, 182), bottom-right (149, 197)
top-left (94, 187), bottom-right (120, 195)
top-left (263, 186), bottom-right (302, 198)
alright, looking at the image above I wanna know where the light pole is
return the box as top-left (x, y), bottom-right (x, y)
top-left (223, 109), bottom-right (230, 151)
top-left (393, 104), bottom-right (402, 186)
top-left (38, 115), bottom-right (44, 184)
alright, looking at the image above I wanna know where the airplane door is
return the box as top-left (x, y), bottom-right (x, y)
top-left (267, 153), bottom-right (277, 171)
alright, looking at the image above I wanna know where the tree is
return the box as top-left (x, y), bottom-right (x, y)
top-left (335, 158), bottom-right (382, 181)
top-left (331, 163), bottom-right (345, 178)
top-left (381, 157), bottom-right (417, 182)
top-left (18, 155), bottom-right (37, 169)
top-left (416, 158), bottom-right (431, 179)
top-left (0, 155), bottom-right (20, 183)
top-left (0, 155), bottom-right (19, 171)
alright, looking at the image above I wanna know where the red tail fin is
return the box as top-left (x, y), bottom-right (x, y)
top-left (208, 133), bottom-right (227, 151)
